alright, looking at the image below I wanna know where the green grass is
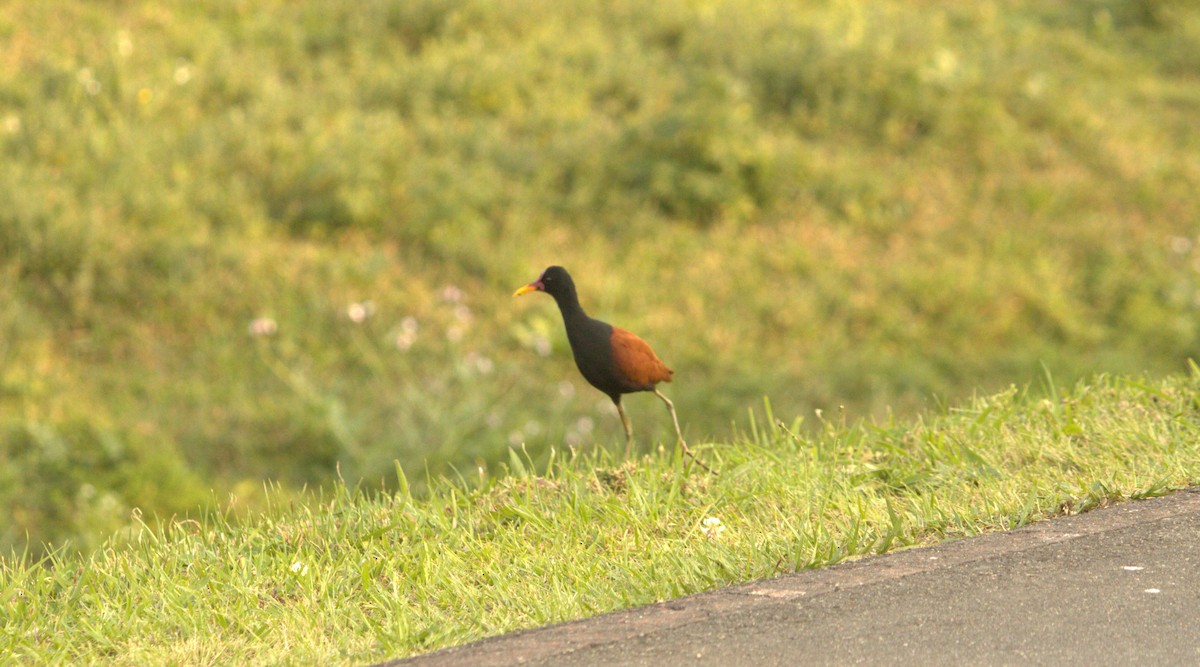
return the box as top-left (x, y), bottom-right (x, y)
top-left (4, 371), bottom-right (1199, 664)
top-left (3, 0), bottom-right (1200, 553)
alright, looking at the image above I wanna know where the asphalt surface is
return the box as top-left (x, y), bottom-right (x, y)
top-left (385, 487), bottom-right (1200, 666)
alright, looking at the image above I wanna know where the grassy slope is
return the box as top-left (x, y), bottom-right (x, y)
top-left (4, 371), bottom-right (1200, 664)
top-left (2, 0), bottom-right (1200, 552)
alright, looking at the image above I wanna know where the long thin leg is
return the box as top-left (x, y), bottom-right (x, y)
top-left (616, 400), bottom-right (634, 458)
top-left (654, 388), bottom-right (686, 446)
top-left (653, 389), bottom-right (714, 473)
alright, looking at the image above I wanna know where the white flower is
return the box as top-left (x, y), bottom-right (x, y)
top-left (701, 517), bottom-right (725, 540)
top-left (290, 561), bottom-right (309, 576)
top-left (394, 317), bottom-right (419, 350)
top-left (116, 31), bottom-right (133, 58)
top-left (394, 331), bottom-right (416, 351)
top-left (565, 416), bottom-right (594, 446)
top-left (174, 62), bottom-right (193, 85)
top-left (1169, 236), bottom-right (1192, 255)
top-left (248, 317), bottom-right (277, 337)
top-left (465, 352), bottom-right (493, 374)
top-left (347, 301), bottom-right (375, 323)
top-left (77, 68), bottom-right (101, 96)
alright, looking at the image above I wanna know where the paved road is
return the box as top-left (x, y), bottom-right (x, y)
top-left (386, 487), bottom-right (1200, 666)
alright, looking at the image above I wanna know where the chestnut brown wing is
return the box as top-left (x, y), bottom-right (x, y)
top-left (610, 326), bottom-right (674, 388)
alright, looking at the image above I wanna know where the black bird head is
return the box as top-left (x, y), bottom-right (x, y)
top-left (513, 265), bottom-right (577, 303)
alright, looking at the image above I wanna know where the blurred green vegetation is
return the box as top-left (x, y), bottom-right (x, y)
top-left (1, 0), bottom-right (1198, 554)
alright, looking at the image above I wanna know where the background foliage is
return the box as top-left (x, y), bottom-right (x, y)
top-left (1, 0), bottom-right (1198, 553)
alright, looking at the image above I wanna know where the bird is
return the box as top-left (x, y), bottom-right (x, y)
top-left (514, 265), bottom-right (708, 469)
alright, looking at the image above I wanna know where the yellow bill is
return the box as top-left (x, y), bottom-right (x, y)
top-left (513, 283), bottom-right (540, 297)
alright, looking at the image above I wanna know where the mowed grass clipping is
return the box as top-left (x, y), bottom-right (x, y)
top-left (4, 371), bottom-right (1200, 664)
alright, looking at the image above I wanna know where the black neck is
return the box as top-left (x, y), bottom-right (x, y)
top-left (550, 284), bottom-right (588, 324)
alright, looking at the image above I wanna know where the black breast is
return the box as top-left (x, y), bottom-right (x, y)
top-left (565, 317), bottom-right (627, 402)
